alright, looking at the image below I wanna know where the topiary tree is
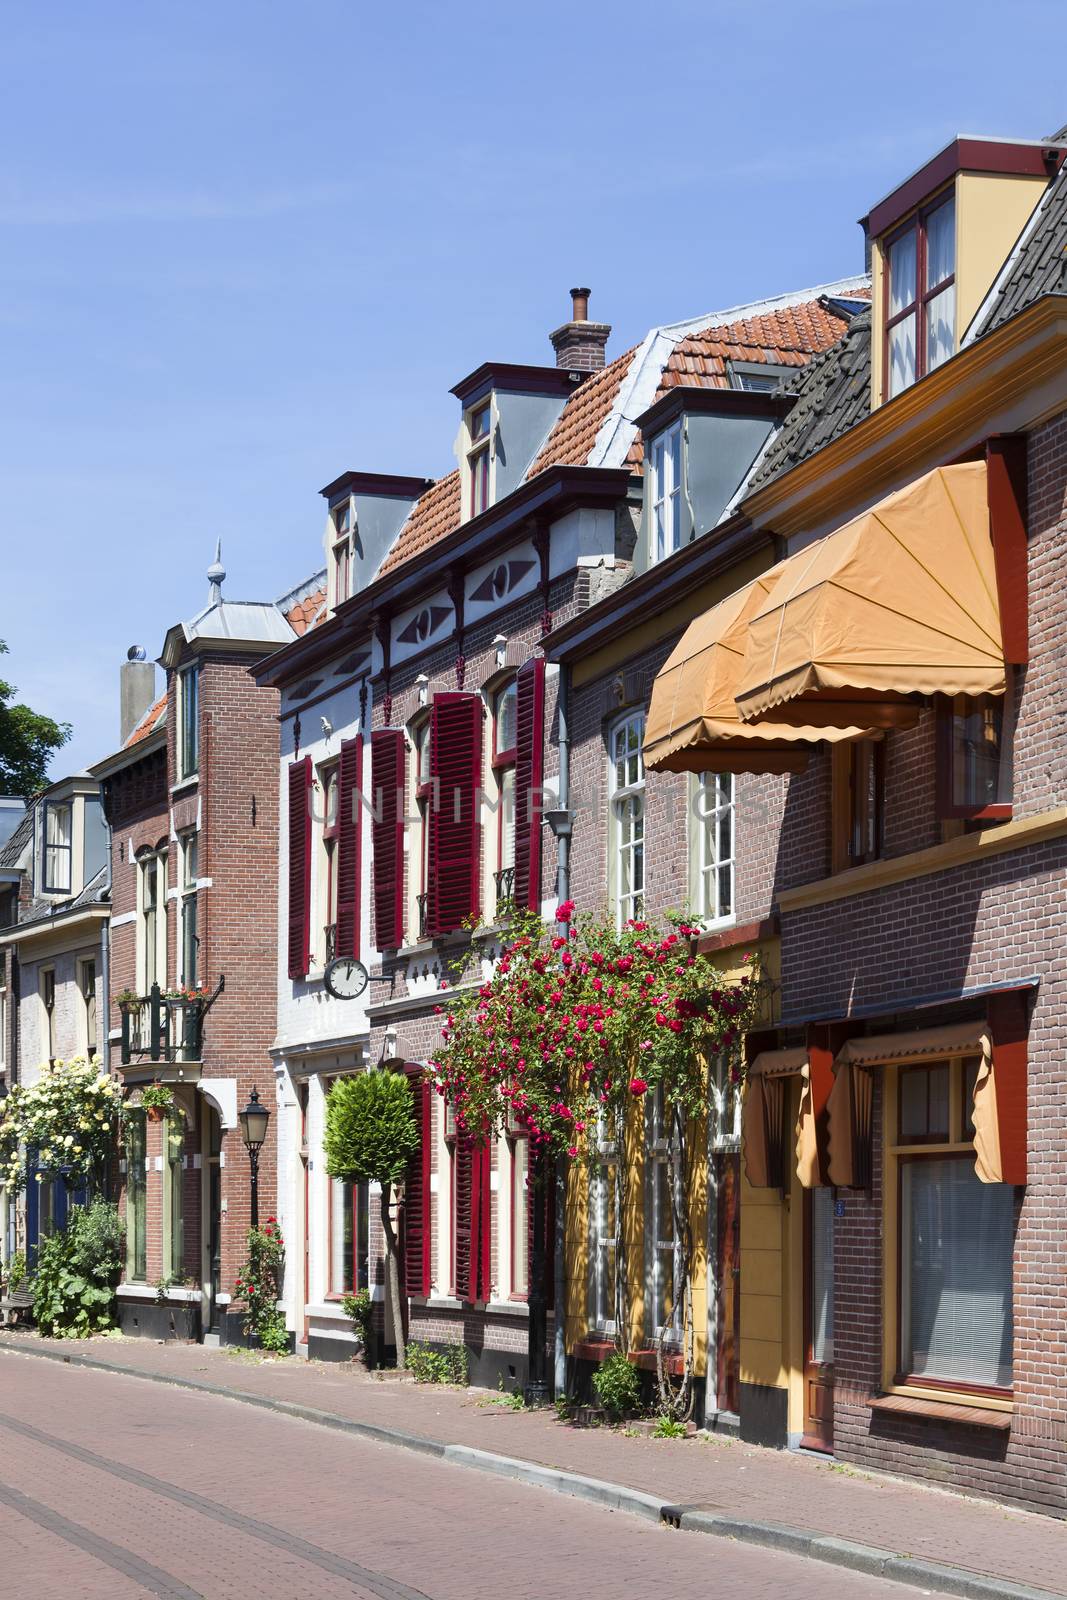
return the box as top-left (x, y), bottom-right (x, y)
top-left (324, 1069), bottom-right (419, 1369)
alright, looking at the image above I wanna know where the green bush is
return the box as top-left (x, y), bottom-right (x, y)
top-left (406, 1340), bottom-right (469, 1385)
top-left (235, 1217), bottom-right (287, 1354)
top-left (256, 1312), bottom-right (290, 1354)
top-left (325, 1072), bottom-right (418, 1187)
top-left (341, 1288), bottom-right (373, 1359)
top-left (652, 1414), bottom-right (687, 1438)
top-left (3, 1248), bottom-right (26, 1293)
top-left (32, 1201), bottom-right (125, 1338)
top-left (592, 1352), bottom-right (641, 1422)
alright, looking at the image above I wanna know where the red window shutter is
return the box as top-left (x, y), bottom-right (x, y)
top-left (477, 1142), bottom-right (492, 1302)
top-left (513, 657), bottom-right (546, 912)
top-left (453, 1134), bottom-right (474, 1301)
top-left (404, 1077), bottom-right (431, 1296)
top-left (336, 735), bottom-right (363, 961)
top-left (287, 757), bottom-right (313, 979)
top-left (371, 729), bottom-right (405, 950)
top-left (428, 693), bottom-right (483, 937)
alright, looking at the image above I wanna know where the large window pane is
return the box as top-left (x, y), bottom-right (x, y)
top-left (926, 284), bottom-right (955, 373)
top-left (887, 317), bottom-right (916, 398)
top-left (512, 1138), bottom-right (529, 1296)
top-left (331, 1179), bottom-right (354, 1295)
top-left (926, 197), bottom-right (955, 287)
top-left (888, 229), bottom-right (918, 316)
top-left (126, 1113), bottom-right (147, 1282)
top-left (44, 803), bottom-right (72, 892)
top-left (951, 696), bottom-right (1005, 810)
top-left (901, 1157), bottom-right (1014, 1388)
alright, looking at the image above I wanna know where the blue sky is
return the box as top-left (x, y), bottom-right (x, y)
top-left (2, 1), bottom-right (1064, 778)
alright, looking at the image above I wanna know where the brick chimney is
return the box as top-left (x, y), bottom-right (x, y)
top-left (550, 286), bottom-right (611, 372)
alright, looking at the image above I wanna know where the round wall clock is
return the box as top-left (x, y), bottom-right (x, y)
top-left (324, 956), bottom-right (369, 1000)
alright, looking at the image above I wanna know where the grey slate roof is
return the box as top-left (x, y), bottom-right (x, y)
top-left (970, 166), bottom-right (1067, 338)
top-left (746, 309), bottom-right (871, 491)
top-left (17, 866), bottom-right (109, 930)
top-left (0, 809), bottom-right (32, 871)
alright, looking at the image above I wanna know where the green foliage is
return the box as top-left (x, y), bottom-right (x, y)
top-left (324, 1070), bottom-right (419, 1187)
top-left (31, 1201), bottom-right (125, 1337)
top-left (553, 1394), bottom-right (573, 1423)
top-left (0, 1056), bottom-right (122, 1196)
top-left (430, 905), bottom-right (762, 1164)
top-left (3, 1249), bottom-right (27, 1294)
top-left (0, 640), bottom-right (71, 795)
top-left (592, 1352), bottom-right (641, 1422)
top-left (406, 1340), bottom-right (469, 1386)
top-left (652, 1414), bottom-right (688, 1438)
top-left (139, 1083), bottom-right (175, 1114)
top-left (341, 1288), bottom-right (373, 1354)
top-left (235, 1217), bottom-right (287, 1353)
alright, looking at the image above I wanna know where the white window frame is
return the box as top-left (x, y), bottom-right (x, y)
top-left (710, 1050), bottom-right (742, 1153)
top-left (463, 399), bottom-right (495, 522)
top-left (42, 800), bottom-right (73, 894)
top-left (177, 665), bottom-right (200, 781)
top-left (40, 966), bottom-right (56, 1065)
top-left (77, 956), bottom-right (98, 1059)
top-left (589, 1119), bottom-right (617, 1336)
top-left (650, 418), bottom-right (683, 564)
top-left (409, 716), bottom-right (433, 943)
top-left (692, 772), bottom-right (735, 928)
top-left (316, 763), bottom-right (340, 968)
top-left (609, 712), bottom-right (645, 929)
top-left (178, 831), bottom-right (198, 986)
top-left (649, 1089), bottom-right (678, 1342)
top-left (136, 851), bottom-right (168, 994)
top-left (330, 498), bottom-right (354, 609)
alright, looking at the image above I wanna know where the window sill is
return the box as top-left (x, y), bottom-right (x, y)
top-left (170, 776), bottom-right (199, 798)
top-left (870, 1392), bottom-right (1012, 1430)
top-left (628, 1346), bottom-right (684, 1377)
top-left (573, 1336), bottom-right (617, 1363)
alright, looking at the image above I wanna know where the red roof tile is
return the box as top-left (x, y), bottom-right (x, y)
top-left (526, 347), bottom-right (637, 479)
top-left (124, 694), bottom-right (167, 748)
top-left (284, 588), bottom-right (327, 635)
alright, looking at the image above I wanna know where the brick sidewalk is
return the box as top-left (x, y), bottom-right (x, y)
top-left (2, 1332), bottom-right (1064, 1595)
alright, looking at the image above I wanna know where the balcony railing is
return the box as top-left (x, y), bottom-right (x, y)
top-left (324, 923), bottom-right (337, 963)
top-left (119, 978), bottom-right (224, 1067)
top-left (493, 866), bottom-right (515, 913)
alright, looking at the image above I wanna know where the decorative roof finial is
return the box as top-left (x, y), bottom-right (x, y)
top-left (207, 539), bottom-right (225, 606)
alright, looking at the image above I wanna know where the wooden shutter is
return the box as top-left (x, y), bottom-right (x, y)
top-left (476, 1142), bottom-right (492, 1302)
top-left (287, 757), bottom-right (313, 978)
top-left (371, 729), bottom-right (405, 950)
top-left (453, 1134), bottom-right (474, 1301)
top-left (513, 657), bottom-right (546, 912)
top-left (336, 735), bottom-right (363, 960)
top-left (428, 693), bottom-right (483, 937)
top-left (404, 1076), bottom-right (431, 1296)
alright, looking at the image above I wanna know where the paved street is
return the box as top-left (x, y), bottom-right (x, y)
top-left (0, 1356), bottom-right (922, 1600)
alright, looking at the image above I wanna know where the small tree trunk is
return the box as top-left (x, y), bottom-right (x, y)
top-left (379, 1180), bottom-right (406, 1371)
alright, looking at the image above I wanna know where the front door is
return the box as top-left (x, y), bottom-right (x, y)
top-left (802, 1185), bottom-right (835, 1451)
top-left (715, 1152), bottom-right (741, 1416)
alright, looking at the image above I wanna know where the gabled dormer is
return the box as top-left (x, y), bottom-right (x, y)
top-left (33, 774), bottom-right (106, 902)
top-left (634, 386), bottom-right (793, 573)
top-left (320, 471), bottom-right (433, 611)
top-left (450, 289), bottom-right (610, 523)
top-left (865, 135), bottom-right (1066, 406)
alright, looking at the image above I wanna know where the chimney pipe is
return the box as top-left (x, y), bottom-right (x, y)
top-left (549, 285), bottom-right (610, 373)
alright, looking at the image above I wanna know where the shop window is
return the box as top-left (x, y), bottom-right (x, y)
top-left (937, 694), bottom-right (1011, 822)
top-left (889, 1057), bottom-right (1014, 1395)
top-left (831, 739), bottom-right (884, 874)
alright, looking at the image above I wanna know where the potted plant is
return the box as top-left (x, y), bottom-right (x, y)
top-left (114, 989), bottom-right (140, 1013)
top-left (140, 1083), bottom-right (174, 1122)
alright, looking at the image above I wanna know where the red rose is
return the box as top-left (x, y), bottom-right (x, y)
top-left (629, 1078), bottom-right (649, 1096)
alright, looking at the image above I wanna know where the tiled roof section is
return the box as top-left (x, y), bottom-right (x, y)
top-left (19, 865), bottom-right (109, 929)
top-left (0, 809), bottom-right (32, 870)
top-left (973, 168), bottom-right (1067, 337)
top-left (284, 589), bottom-right (327, 635)
top-left (746, 309), bottom-right (872, 491)
top-left (624, 299), bottom-right (854, 470)
top-left (526, 347), bottom-right (637, 479)
top-left (378, 470), bottom-right (461, 577)
top-left (124, 694), bottom-right (167, 748)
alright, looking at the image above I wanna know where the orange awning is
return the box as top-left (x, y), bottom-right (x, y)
top-left (644, 566), bottom-right (868, 775)
top-left (735, 463), bottom-right (1005, 729)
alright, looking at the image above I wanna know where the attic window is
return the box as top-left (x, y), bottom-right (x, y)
top-left (885, 191), bottom-right (956, 398)
top-left (468, 403), bottom-right (491, 518)
top-left (727, 359), bottom-right (791, 393)
top-left (650, 419), bottom-right (683, 565)
top-left (332, 500), bottom-right (353, 604)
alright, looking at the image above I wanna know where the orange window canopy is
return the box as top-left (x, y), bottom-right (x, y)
top-left (735, 457), bottom-right (1023, 731)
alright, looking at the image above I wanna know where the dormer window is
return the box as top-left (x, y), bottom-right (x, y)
top-left (885, 191), bottom-right (956, 398)
top-left (650, 420), bottom-right (683, 564)
top-left (42, 801), bottom-right (72, 893)
top-left (332, 500), bottom-right (353, 604)
top-left (467, 402), bottom-right (492, 518)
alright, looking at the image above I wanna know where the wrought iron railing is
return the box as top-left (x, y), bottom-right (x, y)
top-left (324, 923), bottom-right (337, 963)
top-left (493, 866), bottom-right (515, 912)
top-left (416, 894), bottom-right (429, 941)
top-left (119, 978), bottom-right (224, 1067)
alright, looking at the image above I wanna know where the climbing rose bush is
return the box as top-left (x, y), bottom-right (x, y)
top-left (427, 906), bottom-right (761, 1161)
top-left (0, 1056), bottom-right (122, 1195)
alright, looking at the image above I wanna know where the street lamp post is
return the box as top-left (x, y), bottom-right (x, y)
top-left (238, 1087), bottom-right (270, 1230)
